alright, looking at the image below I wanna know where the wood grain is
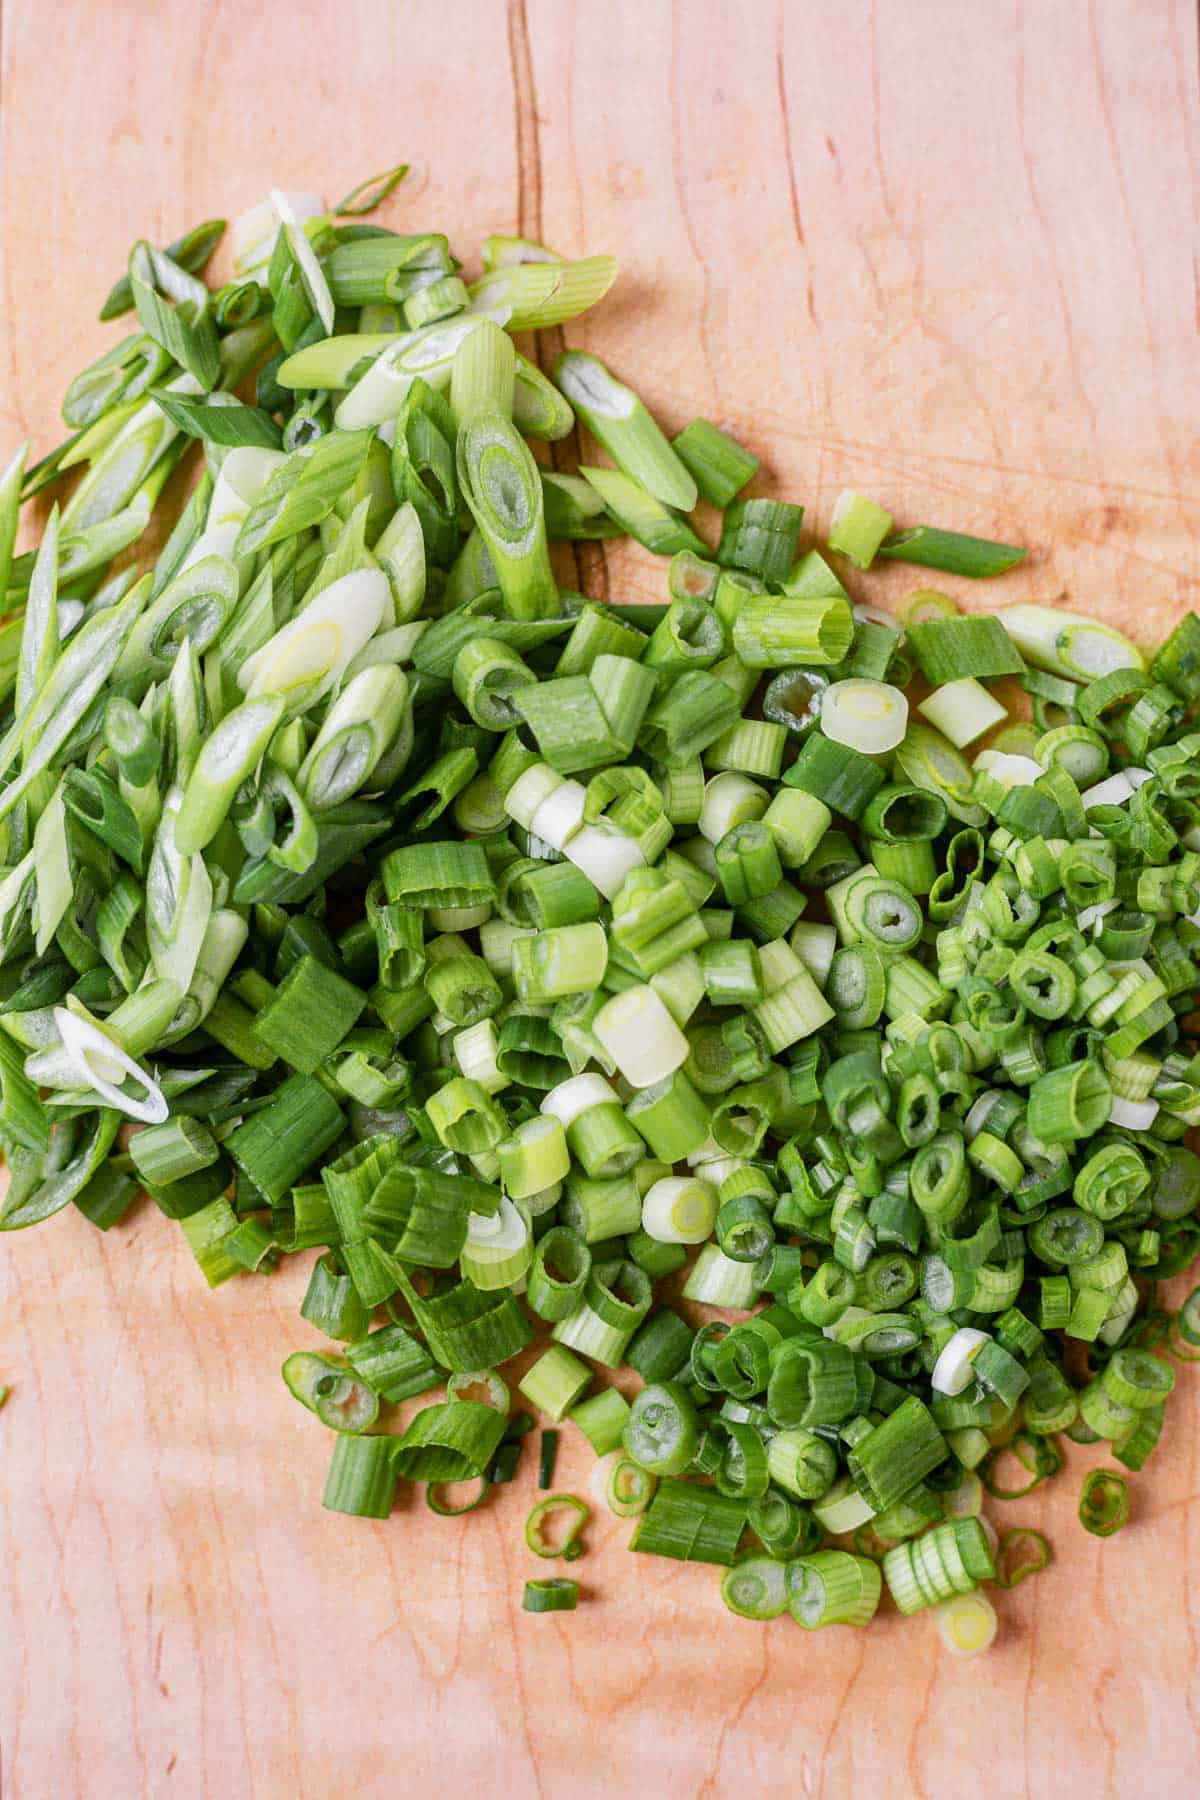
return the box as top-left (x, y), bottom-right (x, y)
top-left (2, 1), bottom-right (1199, 1794)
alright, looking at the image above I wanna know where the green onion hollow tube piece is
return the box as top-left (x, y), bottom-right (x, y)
top-left (630, 1479), bottom-right (747, 1565)
top-left (526, 1225), bottom-right (592, 1321)
top-left (446, 1370), bottom-right (510, 1413)
top-left (283, 1352), bottom-right (380, 1433)
top-left (174, 694), bottom-right (286, 852)
top-left (672, 418), bottom-right (759, 507)
top-left (456, 412), bottom-right (557, 620)
top-left (721, 1554), bottom-right (790, 1620)
top-left (459, 1197), bottom-right (533, 1290)
top-left (787, 1551), bottom-right (882, 1628)
top-left (512, 922), bottom-right (608, 1001)
top-left (590, 1449), bottom-right (656, 1515)
top-left (391, 1402), bottom-right (509, 1483)
top-left (498, 1115), bottom-right (570, 1199)
top-left (732, 595), bottom-right (853, 669)
top-left (918, 677), bottom-right (1008, 748)
top-left (880, 526), bottom-right (1025, 579)
top-left (1078, 1470), bottom-right (1129, 1537)
top-left (640, 1175), bottom-right (718, 1244)
top-left (525, 1493), bottom-right (589, 1558)
top-left (555, 351), bottom-right (697, 512)
top-left (573, 1394), bottom-right (633, 1459)
top-left (323, 1435), bottom-right (399, 1519)
top-left (999, 604), bottom-right (1144, 679)
top-left (519, 1345), bottom-right (592, 1421)
top-left (995, 1528), bottom-right (1052, 1589)
top-left (523, 1578), bottom-right (580, 1613)
top-left (593, 984), bottom-right (689, 1088)
top-left (623, 1381), bottom-right (700, 1477)
top-left (820, 681), bottom-right (909, 755)
top-left (827, 491), bottom-right (894, 569)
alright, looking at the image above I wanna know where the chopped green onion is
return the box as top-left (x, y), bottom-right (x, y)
top-left (820, 681), bottom-right (909, 755)
top-left (323, 1434), bottom-right (398, 1519)
top-left (933, 1591), bottom-right (998, 1656)
top-left (828, 491), bottom-right (894, 570)
top-left (995, 1527), bottom-right (1052, 1588)
top-left (556, 352), bottom-right (696, 511)
top-left (787, 1551), bottom-right (882, 1628)
top-left (578, 465), bottom-right (707, 557)
top-left (523, 1578), bottom-right (580, 1613)
top-left (519, 1345), bottom-right (592, 1422)
top-left (630, 1478), bottom-right (746, 1565)
top-left (720, 1553), bottom-right (790, 1620)
top-left (7, 171), bottom-right (1200, 1650)
top-left (672, 418), bottom-right (759, 506)
top-left (1078, 1469), bottom-right (1129, 1537)
top-left (525, 1493), bottom-right (589, 1559)
top-left (879, 527), bottom-right (1026, 578)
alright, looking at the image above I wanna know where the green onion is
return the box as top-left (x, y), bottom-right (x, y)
top-left (827, 491), bottom-right (894, 570)
top-left (630, 1478), bottom-right (746, 1565)
top-left (525, 1493), bottom-right (589, 1559)
top-left (573, 1395), bottom-right (633, 1460)
top-left (879, 526), bottom-right (1026, 577)
top-left (345, 1326), bottom-right (439, 1404)
top-left (322, 1434), bottom-right (398, 1519)
top-left (718, 500), bottom-right (804, 585)
top-left (787, 1551), bottom-right (882, 1628)
top-left (1000, 604), bottom-right (1144, 680)
top-left (1078, 1469), bottom-right (1129, 1537)
top-left (995, 1527), bottom-right (1052, 1589)
top-left (8, 174), bottom-right (1200, 1653)
top-left (283, 1351), bottom-right (380, 1433)
top-left (578, 465), bottom-right (707, 557)
top-left (918, 677), bottom-right (1008, 748)
top-left (720, 1553), bottom-right (790, 1620)
top-left (470, 255), bottom-right (617, 331)
top-left (523, 1578), bottom-right (580, 1613)
top-left (555, 351), bottom-right (697, 511)
top-left (392, 1400), bottom-right (508, 1483)
top-left (934, 1592), bottom-right (998, 1656)
top-left (821, 681), bottom-right (909, 755)
top-left (732, 595), bottom-right (853, 669)
top-left (519, 1345), bottom-right (592, 1421)
top-left (672, 418), bottom-right (759, 507)
top-left (457, 414), bottom-right (557, 619)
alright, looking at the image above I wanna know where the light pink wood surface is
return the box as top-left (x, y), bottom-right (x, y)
top-left (1, 2), bottom-right (1199, 1795)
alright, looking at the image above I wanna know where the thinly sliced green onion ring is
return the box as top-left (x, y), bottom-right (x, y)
top-left (525, 1493), bottom-right (589, 1559)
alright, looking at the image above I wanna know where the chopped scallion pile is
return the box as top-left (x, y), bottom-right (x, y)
top-left (3, 165), bottom-right (1197, 1651)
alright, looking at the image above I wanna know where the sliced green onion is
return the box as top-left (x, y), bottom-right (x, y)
top-left (672, 418), bottom-right (759, 506)
top-left (787, 1551), bottom-right (882, 1628)
top-left (828, 491), bottom-right (894, 570)
top-left (525, 1493), bottom-right (589, 1558)
top-left (523, 1578), bottom-right (580, 1613)
top-left (933, 1591), bottom-right (998, 1656)
top-left (1078, 1469), bottom-right (1129, 1537)
top-left (821, 681), bottom-right (909, 755)
top-left (880, 527), bottom-right (1025, 578)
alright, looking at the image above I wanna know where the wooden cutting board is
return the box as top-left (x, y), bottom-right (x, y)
top-left (2, 2), bottom-right (1198, 1794)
